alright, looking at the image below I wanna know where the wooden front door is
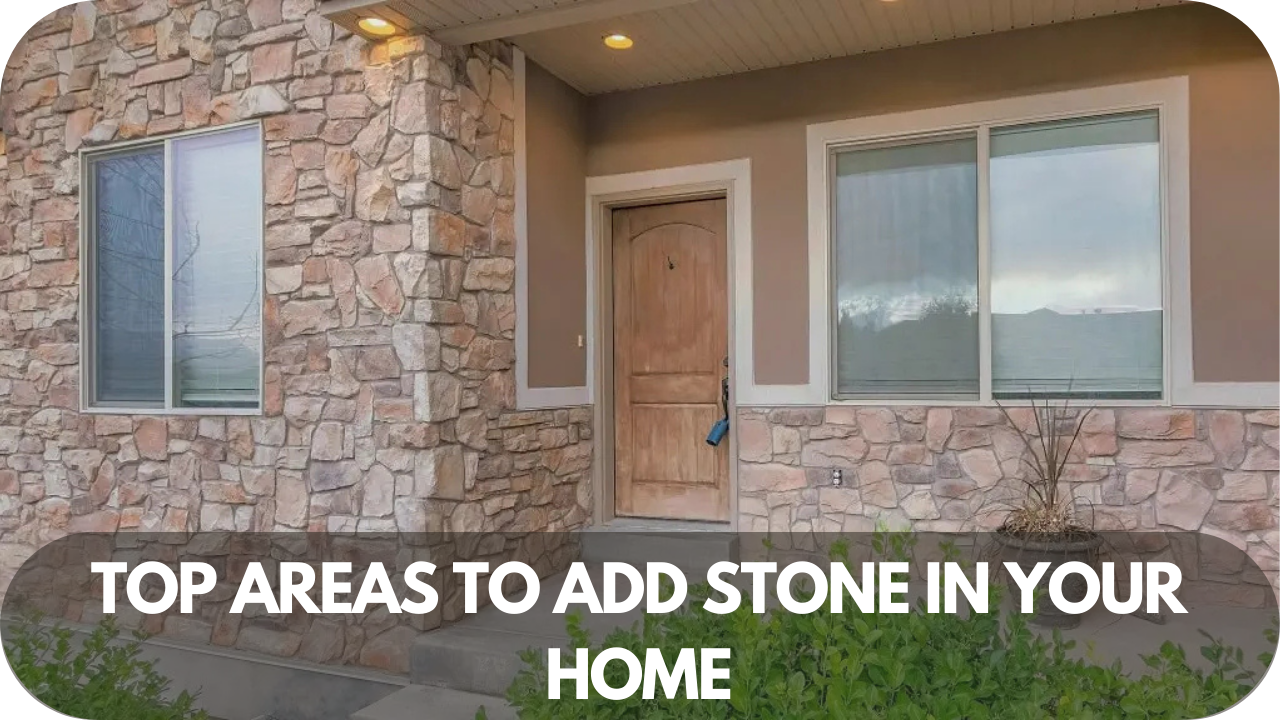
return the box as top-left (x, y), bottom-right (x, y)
top-left (613, 198), bottom-right (730, 522)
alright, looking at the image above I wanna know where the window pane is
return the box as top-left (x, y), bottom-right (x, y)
top-left (990, 112), bottom-right (1162, 399)
top-left (171, 127), bottom-right (262, 409)
top-left (832, 137), bottom-right (980, 397)
top-left (91, 148), bottom-right (166, 405)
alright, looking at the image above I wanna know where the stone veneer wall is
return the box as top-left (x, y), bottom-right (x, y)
top-left (0, 0), bottom-right (591, 672)
top-left (738, 406), bottom-right (1279, 605)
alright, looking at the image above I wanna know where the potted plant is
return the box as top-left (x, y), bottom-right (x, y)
top-left (992, 397), bottom-right (1102, 629)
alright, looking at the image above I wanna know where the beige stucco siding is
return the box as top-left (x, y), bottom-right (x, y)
top-left (524, 60), bottom-right (589, 389)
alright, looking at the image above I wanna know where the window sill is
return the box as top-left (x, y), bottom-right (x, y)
top-left (81, 406), bottom-right (265, 417)
top-left (820, 397), bottom-right (1170, 408)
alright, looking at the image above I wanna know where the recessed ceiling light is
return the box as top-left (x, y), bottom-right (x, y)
top-left (359, 17), bottom-right (398, 37)
top-left (604, 33), bottom-right (634, 50)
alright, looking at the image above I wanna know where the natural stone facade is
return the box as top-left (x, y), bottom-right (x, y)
top-left (738, 406), bottom-right (1279, 605)
top-left (1, 0), bottom-right (1275, 677)
top-left (0, 0), bottom-right (591, 672)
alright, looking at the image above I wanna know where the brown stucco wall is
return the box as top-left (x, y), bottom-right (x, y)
top-left (585, 3), bottom-right (1279, 386)
top-left (1190, 57), bottom-right (1279, 382)
top-left (525, 59), bottom-right (587, 388)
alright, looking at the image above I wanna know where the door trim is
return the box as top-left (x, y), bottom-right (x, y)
top-left (585, 159), bottom-right (752, 529)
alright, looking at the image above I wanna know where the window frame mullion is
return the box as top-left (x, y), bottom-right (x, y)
top-left (976, 124), bottom-right (993, 404)
top-left (162, 138), bottom-right (175, 411)
top-left (82, 154), bottom-right (97, 409)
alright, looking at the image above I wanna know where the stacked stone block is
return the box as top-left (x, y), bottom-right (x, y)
top-left (738, 406), bottom-right (1278, 604)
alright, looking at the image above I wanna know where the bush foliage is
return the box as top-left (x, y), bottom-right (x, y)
top-left (4, 615), bottom-right (207, 720)
top-left (507, 535), bottom-right (1274, 720)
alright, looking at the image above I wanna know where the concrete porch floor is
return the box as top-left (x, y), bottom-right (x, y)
top-left (439, 566), bottom-right (1279, 677)
top-left (354, 554), bottom-right (1277, 720)
top-left (1045, 599), bottom-right (1277, 676)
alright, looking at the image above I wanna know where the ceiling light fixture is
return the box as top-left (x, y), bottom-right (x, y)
top-left (358, 17), bottom-right (398, 37)
top-left (604, 33), bottom-right (634, 50)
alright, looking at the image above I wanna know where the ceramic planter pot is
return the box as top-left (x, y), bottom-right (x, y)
top-left (994, 529), bottom-right (1104, 629)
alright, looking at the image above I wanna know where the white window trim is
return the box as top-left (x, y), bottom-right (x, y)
top-left (79, 121), bottom-right (266, 416)
top-left (795, 76), bottom-right (1271, 409)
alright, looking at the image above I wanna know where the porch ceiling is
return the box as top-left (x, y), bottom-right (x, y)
top-left (323, 0), bottom-right (1187, 95)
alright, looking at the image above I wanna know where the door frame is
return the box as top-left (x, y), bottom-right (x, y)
top-left (584, 159), bottom-right (752, 529)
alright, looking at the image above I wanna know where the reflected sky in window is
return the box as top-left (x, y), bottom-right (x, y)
top-left (834, 113), bottom-right (1161, 326)
top-left (991, 112), bottom-right (1162, 317)
top-left (172, 126), bottom-right (262, 407)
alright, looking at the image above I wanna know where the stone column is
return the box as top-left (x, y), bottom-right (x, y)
top-left (0, 0), bottom-right (592, 670)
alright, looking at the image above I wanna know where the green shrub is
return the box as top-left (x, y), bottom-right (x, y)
top-left (507, 535), bottom-right (1272, 720)
top-left (3, 615), bottom-right (207, 720)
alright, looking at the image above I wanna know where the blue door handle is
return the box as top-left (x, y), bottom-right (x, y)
top-left (706, 418), bottom-right (729, 446)
top-left (706, 374), bottom-right (730, 446)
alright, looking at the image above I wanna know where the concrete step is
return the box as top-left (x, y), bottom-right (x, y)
top-left (350, 685), bottom-right (514, 720)
top-left (367, 530), bottom-right (739, 719)
top-left (579, 527), bottom-right (739, 577)
top-left (408, 566), bottom-right (643, 695)
top-left (410, 624), bottom-right (562, 697)
top-left (410, 530), bottom-right (738, 697)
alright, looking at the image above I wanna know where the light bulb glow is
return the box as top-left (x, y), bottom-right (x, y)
top-left (359, 17), bottom-right (398, 37)
top-left (604, 34), bottom-right (634, 50)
